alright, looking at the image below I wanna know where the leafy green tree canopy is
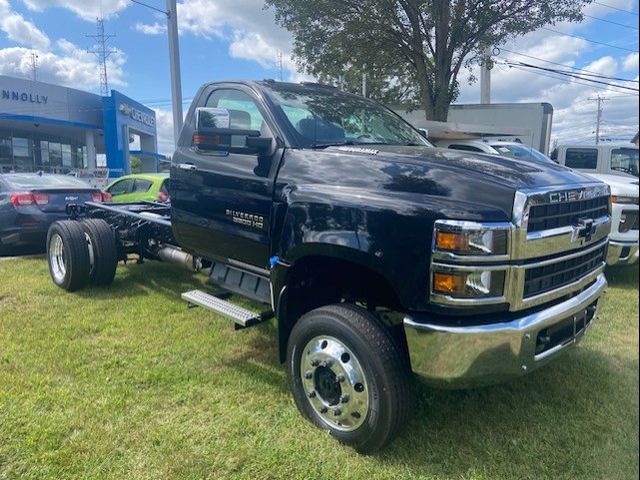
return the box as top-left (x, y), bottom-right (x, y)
top-left (266, 0), bottom-right (591, 120)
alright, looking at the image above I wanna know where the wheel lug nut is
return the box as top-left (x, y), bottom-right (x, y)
top-left (308, 390), bottom-right (316, 398)
top-left (320, 406), bottom-right (328, 414)
top-left (336, 375), bottom-right (345, 383)
top-left (311, 359), bottom-right (320, 367)
top-left (304, 370), bottom-right (313, 379)
top-left (334, 408), bottom-right (342, 416)
top-left (340, 394), bottom-right (349, 403)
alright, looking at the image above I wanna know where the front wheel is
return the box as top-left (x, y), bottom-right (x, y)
top-left (286, 304), bottom-right (414, 454)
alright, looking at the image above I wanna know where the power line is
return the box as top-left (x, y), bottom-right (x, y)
top-left (593, 1), bottom-right (639, 15)
top-left (583, 13), bottom-right (639, 30)
top-left (129, 0), bottom-right (167, 15)
top-left (505, 63), bottom-right (639, 94)
top-left (507, 59), bottom-right (638, 83)
top-left (541, 27), bottom-right (639, 53)
top-left (503, 60), bottom-right (640, 91)
top-left (498, 48), bottom-right (635, 79)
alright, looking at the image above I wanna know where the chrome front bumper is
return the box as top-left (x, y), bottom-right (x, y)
top-left (404, 273), bottom-right (607, 388)
top-left (606, 240), bottom-right (639, 266)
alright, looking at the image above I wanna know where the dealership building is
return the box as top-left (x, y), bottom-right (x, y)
top-left (0, 74), bottom-right (161, 178)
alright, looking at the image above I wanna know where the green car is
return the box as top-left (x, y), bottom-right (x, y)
top-left (104, 173), bottom-right (170, 203)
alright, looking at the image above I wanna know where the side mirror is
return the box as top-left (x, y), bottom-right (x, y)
top-left (193, 107), bottom-right (273, 155)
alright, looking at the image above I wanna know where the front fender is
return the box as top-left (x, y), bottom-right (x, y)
top-left (273, 184), bottom-right (444, 310)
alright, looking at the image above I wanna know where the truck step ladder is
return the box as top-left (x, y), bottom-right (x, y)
top-left (181, 289), bottom-right (273, 329)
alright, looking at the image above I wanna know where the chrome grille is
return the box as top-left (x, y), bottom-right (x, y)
top-left (527, 196), bottom-right (609, 232)
top-left (523, 244), bottom-right (607, 298)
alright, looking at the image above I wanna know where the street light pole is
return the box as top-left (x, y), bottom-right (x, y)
top-left (166, 0), bottom-right (183, 148)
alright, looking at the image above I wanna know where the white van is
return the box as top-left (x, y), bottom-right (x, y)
top-left (551, 144), bottom-right (639, 266)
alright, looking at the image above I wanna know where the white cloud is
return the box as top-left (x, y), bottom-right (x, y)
top-left (623, 52), bottom-right (639, 72)
top-left (135, 0), bottom-right (302, 79)
top-left (0, 0), bottom-right (126, 92)
top-left (0, 42), bottom-right (126, 91)
top-left (153, 108), bottom-right (176, 155)
top-left (0, 0), bottom-right (50, 50)
top-left (454, 24), bottom-right (639, 146)
top-left (134, 21), bottom-right (166, 35)
top-left (21, 0), bottom-right (129, 21)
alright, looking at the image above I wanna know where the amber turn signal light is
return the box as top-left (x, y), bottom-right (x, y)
top-left (435, 231), bottom-right (468, 252)
top-left (433, 272), bottom-right (466, 295)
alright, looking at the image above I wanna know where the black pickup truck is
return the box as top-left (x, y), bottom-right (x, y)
top-left (45, 81), bottom-right (611, 453)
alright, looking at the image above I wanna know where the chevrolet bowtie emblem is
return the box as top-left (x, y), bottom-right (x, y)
top-left (571, 218), bottom-right (596, 244)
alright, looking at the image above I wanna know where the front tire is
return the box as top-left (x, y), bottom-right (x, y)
top-left (287, 304), bottom-right (414, 454)
top-left (47, 221), bottom-right (91, 292)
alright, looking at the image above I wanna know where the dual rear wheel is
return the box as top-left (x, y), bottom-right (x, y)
top-left (47, 219), bottom-right (118, 291)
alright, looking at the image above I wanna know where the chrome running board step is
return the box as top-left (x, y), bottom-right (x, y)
top-left (181, 289), bottom-right (273, 329)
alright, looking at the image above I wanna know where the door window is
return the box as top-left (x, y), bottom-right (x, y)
top-left (565, 148), bottom-right (598, 169)
top-left (610, 148), bottom-right (639, 176)
top-left (107, 178), bottom-right (135, 196)
top-left (205, 89), bottom-right (266, 130)
top-left (133, 179), bottom-right (153, 192)
top-left (204, 89), bottom-right (271, 148)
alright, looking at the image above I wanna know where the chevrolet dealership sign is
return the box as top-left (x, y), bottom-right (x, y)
top-left (119, 103), bottom-right (155, 128)
top-left (2, 89), bottom-right (49, 104)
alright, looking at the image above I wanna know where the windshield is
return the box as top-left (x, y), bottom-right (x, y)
top-left (263, 84), bottom-right (432, 148)
top-left (611, 148), bottom-right (639, 177)
top-left (490, 143), bottom-right (554, 163)
top-left (6, 174), bottom-right (91, 189)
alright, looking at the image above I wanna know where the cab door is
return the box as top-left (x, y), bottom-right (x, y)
top-left (170, 85), bottom-right (281, 269)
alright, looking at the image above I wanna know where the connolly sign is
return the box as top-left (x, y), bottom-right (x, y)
top-left (119, 103), bottom-right (155, 128)
top-left (1, 90), bottom-right (48, 104)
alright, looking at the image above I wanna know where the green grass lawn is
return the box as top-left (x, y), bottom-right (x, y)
top-left (0, 258), bottom-right (638, 480)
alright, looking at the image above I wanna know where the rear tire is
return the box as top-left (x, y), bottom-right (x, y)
top-left (286, 304), bottom-right (414, 454)
top-left (47, 221), bottom-right (91, 292)
top-left (81, 219), bottom-right (118, 286)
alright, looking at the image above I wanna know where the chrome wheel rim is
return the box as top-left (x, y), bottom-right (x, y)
top-left (49, 233), bottom-right (66, 282)
top-left (300, 335), bottom-right (369, 432)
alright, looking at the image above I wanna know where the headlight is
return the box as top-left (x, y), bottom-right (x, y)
top-left (433, 220), bottom-right (510, 256)
top-left (611, 195), bottom-right (639, 205)
top-left (432, 270), bottom-right (505, 298)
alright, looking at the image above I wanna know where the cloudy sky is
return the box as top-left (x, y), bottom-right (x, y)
top-left (0, 0), bottom-right (638, 154)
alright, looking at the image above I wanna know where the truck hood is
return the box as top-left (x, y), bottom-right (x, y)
top-left (582, 173), bottom-right (639, 196)
top-left (278, 145), bottom-right (606, 223)
top-left (329, 145), bottom-right (600, 189)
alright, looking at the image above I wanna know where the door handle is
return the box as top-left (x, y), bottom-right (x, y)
top-left (177, 163), bottom-right (198, 171)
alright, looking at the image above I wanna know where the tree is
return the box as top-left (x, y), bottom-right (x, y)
top-left (266, 0), bottom-right (591, 121)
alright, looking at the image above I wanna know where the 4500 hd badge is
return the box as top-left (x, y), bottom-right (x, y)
top-left (225, 209), bottom-right (265, 229)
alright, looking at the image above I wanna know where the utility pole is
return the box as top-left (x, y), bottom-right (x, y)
top-left (362, 72), bottom-right (367, 97)
top-left (87, 18), bottom-right (117, 96)
top-left (277, 51), bottom-right (284, 81)
top-left (166, 0), bottom-right (183, 147)
top-left (595, 95), bottom-right (604, 144)
top-left (29, 51), bottom-right (38, 82)
top-left (588, 95), bottom-right (606, 144)
top-left (129, 0), bottom-right (184, 149)
top-left (480, 46), bottom-right (492, 104)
